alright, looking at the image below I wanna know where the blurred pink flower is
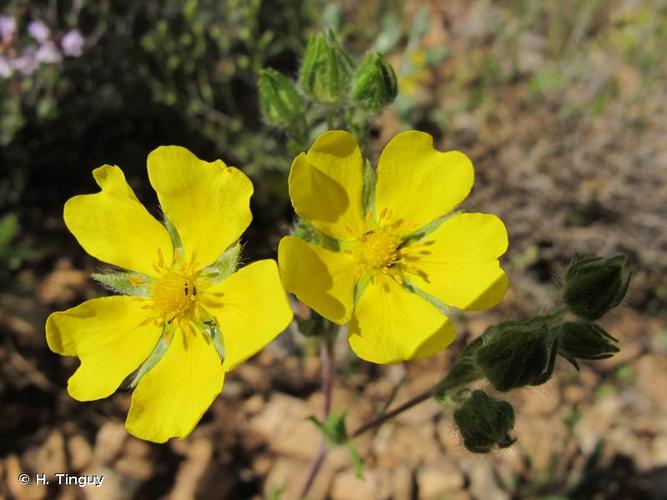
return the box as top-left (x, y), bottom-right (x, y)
top-left (0, 55), bottom-right (12, 77)
top-left (36, 41), bottom-right (62, 63)
top-left (28, 20), bottom-right (50, 43)
top-left (14, 48), bottom-right (38, 76)
top-left (0, 15), bottom-right (15, 42)
top-left (61, 30), bottom-right (84, 57)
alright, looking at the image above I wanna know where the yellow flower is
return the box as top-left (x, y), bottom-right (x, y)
top-left (46, 146), bottom-right (293, 443)
top-left (279, 131), bottom-right (508, 364)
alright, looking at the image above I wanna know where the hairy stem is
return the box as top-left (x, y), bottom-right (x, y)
top-left (351, 387), bottom-right (433, 438)
top-left (299, 333), bottom-right (335, 498)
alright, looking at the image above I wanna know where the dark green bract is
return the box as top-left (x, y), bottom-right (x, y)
top-left (454, 390), bottom-right (516, 453)
top-left (563, 255), bottom-right (630, 321)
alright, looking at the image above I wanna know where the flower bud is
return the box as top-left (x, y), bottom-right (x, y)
top-left (299, 31), bottom-right (353, 103)
top-left (258, 68), bottom-right (305, 127)
top-left (453, 390), bottom-right (516, 453)
top-left (563, 255), bottom-right (630, 321)
top-left (350, 52), bottom-right (398, 112)
top-left (557, 321), bottom-right (619, 368)
top-left (475, 318), bottom-right (557, 392)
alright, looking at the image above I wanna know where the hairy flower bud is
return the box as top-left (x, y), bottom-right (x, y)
top-left (350, 52), bottom-right (398, 112)
top-left (557, 321), bottom-right (619, 369)
top-left (299, 31), bottom-right (353, 103)
top-left (453, 390), bottom-right (516, 453)
top-left (475, 318), bottom-right (557, 392)
top-left (563, 255), bottom-right (630, 321)
top-left (258, 68), bottom-right (305, 127)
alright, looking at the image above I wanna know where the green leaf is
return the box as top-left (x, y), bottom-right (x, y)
top-left (307, 411), bottom-right (349, 445)
top-left (346, 441), bottom-right (365, 479)
top-left (0, 213), bottom-right (18, 249)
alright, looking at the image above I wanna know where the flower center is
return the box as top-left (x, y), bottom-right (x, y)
top-left (357, 230), bottom-right (401, 271)
top-left (151, 270), bottom-right (198, 321)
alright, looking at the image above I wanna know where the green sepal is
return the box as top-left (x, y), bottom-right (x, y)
top-left (199, 242), bottom-right (242, 285)
top-left (362, 159), bottom-right (376, 217)
top-left (122, 325), bottom-right (170, 389)
top-left (432, 336), bottom-right (485, 400)
top-left (401, 278), bottom-right (449, 315)
top-left (164, 215), bottom-right (184, 256)
top-left (475, 316), bottom-right (556, 392)
top-left (196, 316), bottom-right (226, 361)
top-left (563, 254), bottom-right (630, 321)
top-left (400, 211), bottom-right (460, 247)
top-left (557, 321), bottom-right (619, 364)
top-left (292, 218), bottom-right (341, 252)
top-left (91, 271), bottom-right (154, 297)
top-left (353, 275), bottom-right (370, 306)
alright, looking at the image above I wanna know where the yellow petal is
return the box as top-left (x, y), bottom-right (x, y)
top-left (348, 275), bottom-right (456, 364)
top-left (278, 236), bottom-right (357, 324)
top-left (406, 213), bottom-right (509, 311)
top-left (375, 131), bottom-right (474, 232)
top-left (125, 325), bottom-right (224, 443)
top-left (64, 165), bottom-right (173, 276)
top-left (46, 297), bottom-right (162, 401)
top-left (289, 131), bottom-right (365, 240)
top-left (147, 146), bottom-right (253, 269)
top-left (201, 260), bottom-right (293, 372)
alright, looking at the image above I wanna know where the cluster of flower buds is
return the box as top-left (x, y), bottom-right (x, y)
top-left (258, 29), bottom-right (398, 139)
top-left (434, 253), bottom-right (629, 453)
top-left (0, 15), bottom-right (84, 79)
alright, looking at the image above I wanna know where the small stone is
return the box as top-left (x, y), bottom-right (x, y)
top-left (123, 438), bottom-right (150, 458)
top-left (115, 454), bottom-right (153, 481)
top-left (249, 393), bottom-right (320, 460)
top-left (391, 463), bottom-right (414, 500)
top-left (242, 394), bottom-right (265, 416)
top-left (264, 456), bottom-right (335, 500)
top-left (6, 453), bottom-right (48, 500)
top-left (67, 434), bottom-right (93, 471)
top-left (331, 469), bottom-right (392, 500)
top-left (417, 459), bottom-right (465, 498)
top-left (574, 395), bottom-right (623, 454)
top-left (465, 459), bottom-right (509, 500)
top-left (82, 467), bottom-right (130, 500)
top-left (92, 422), bottom-right (127, 466)
top-left (251, 454), bottom-right (273, 476)
top-left (519, 378), bottom-right (561, 416)
top-left (168, 438), bottom-right (214, 500)
top-left (23, 430), bottom-right (67, 478)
